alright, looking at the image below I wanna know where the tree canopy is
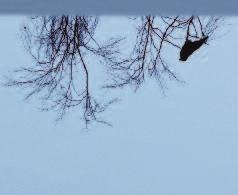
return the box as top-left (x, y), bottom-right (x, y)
top-left (4, 16), bottom-right (223, 127)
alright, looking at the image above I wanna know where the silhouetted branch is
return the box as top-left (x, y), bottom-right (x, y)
top-left (4, 15), bottom-right (223, 127)
top-left (107, 16), bottom-right (222, 90)
top-left (5, 16), bottom-right (122, 127)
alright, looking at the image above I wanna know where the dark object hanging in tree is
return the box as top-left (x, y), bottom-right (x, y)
top-left (179, 36), bottom-right (209, 61)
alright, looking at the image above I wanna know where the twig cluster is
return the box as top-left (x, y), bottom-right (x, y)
top-left (4, 15), bottom-right (222, 127)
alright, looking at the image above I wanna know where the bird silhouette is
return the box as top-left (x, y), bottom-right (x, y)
top-left (179, 36), bottom-right (208, 61)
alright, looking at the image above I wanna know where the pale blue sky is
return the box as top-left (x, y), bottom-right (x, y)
top-left (0, 16), bottom-right (238, 195)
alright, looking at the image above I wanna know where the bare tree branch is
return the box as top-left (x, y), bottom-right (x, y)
top-left (4, 16), bottom-right (123, 127)
top-left (106, 16), bottom-right (222, 90)
top-left (3, 15), bottom-right (223, 127)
